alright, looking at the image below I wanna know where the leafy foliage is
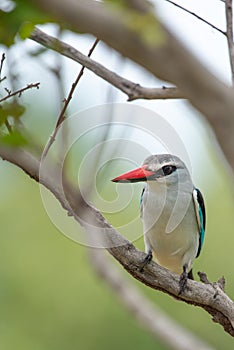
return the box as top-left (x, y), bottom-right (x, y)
top-left (0, 101), bottom-right (25, 124)
top-left (0, 0), bottom-right (54, 47)
top-left (0, 53), bottom-right (32, 147)
top-left (0, 130), bottom-right (27, 146)
top-left (104, 0), bottom-right (164, 46)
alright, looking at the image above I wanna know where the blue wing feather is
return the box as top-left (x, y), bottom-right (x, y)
top-left (193, 188), bottom-right (206, 258)
top-left (140, 186), bottom-right (146, 218)
top-left (140, 187), bottom-right (145, 206)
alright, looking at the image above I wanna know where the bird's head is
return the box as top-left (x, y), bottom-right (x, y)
top-left (111, 154), bottom-right (190, 185)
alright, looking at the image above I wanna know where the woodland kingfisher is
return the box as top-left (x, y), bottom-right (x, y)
top-left (112, 154), bottom-right (206, 294)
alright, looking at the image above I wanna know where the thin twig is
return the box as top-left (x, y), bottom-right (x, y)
top-left (55, 38), bottom-right (99, 128)
top-left (0, 82), bottom-right (40, 103)
top-left (42, 38), bottom-right (99, 159)
top-left (225, 0), bottom-right (234, 84)
top-left (51, 26), bottom-right (68, 160)
top-left (0, 76), bottom-right (6, 84)
top-left (164, 0), bottom-right (226, 36)
top-left (0, 56), bottom-right (40, 144)
top-left (0, 53), bottom-right (6, 82)
top-left (30, 28), bottom-right (184, 101)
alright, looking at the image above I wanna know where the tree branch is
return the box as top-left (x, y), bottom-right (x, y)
top-left (0, 82), bottom-right (40, 103)
top-left (0, 53), bottom-right (6, 83)
top-left (164, 0), bottom-right (226, 36)
top-left (42, 38), bottom-right (99, 158)
top-left (225, 0), bottom-right (234, 84)
top-left (31, 0), bottom-right (234, 170)
top-left (30, 28), bottom-right (183, 101)
top-left (0, 145), bottom-right (234, 336)
top-left (88, 247), bottom-right (215, 350)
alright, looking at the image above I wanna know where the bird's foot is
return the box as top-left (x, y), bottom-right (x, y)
top-left (139, 251), bottom-right (153, 272)
top-left (179, 265), bottom-right (188, 295)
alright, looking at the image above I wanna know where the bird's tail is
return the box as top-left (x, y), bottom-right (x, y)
top-left (188, 269), bottom-right (194, 280)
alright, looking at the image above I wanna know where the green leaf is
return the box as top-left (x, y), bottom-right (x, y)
top-left (104, 0), bottom-right (126, 7)
top-left (0, 10), bottom-right (20, 46)
top-left (0, 130), bottom-right (28, 146)
top-left (0, 102), bottom-right (25, 124)
top-left (125, 12), bottom-right (165, 46)
top-left (19, 21), bottom-right (35, 40)
top-left (103, 1), bottom-right (165, 47)
top-left (0, 1), bottom-right (55, 46)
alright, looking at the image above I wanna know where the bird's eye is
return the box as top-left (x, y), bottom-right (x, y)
top-left (162, 165), bottom-right (177, 176)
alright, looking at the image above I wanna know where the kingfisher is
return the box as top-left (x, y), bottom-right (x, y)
top-left (112, 154), bottom-right (206, 294)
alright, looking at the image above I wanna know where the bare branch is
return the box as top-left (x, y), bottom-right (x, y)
top-left (0, 145), bottom-right (234, 336)
top-left (164, 0), bottom-right (226, 36)
top-left (0, 53), bottom-right (6, 82)
top-left (0, 76), bottom-right (6, 84)
top-left (30, 28), bottom-right (183, 101)
top-left (42, 38), bottom-right (99, 158)
top-left (127, 85), bottom-right (181, 100)
top-left (225, 0), bottom-right (234, 84)
top-left (0, 82), bottom-right (40, 103)
top-left (31, 0), bottom-right (234, 170)
top-left (89, 248), bottom-right (215, 350)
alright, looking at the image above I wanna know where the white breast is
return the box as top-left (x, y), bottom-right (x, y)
top-left (141, 182), bottom-right (199, 274)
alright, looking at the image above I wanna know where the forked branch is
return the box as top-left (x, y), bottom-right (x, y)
top-left (0, 82), bottom-right (40, 103)
top-left (30, 28), bottom-right (183, 102)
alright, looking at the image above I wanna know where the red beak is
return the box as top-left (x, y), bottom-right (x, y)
top-left (112, 166), bottom-right (154, 183)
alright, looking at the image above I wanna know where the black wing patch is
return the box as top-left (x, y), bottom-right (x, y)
top-left (193, 188), bottom-right (206, 258)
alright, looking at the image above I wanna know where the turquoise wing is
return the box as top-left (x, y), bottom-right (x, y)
top-left (193, 188), bottom-right (206, 258)
top-left (140, 186), bottom-right (146, 218)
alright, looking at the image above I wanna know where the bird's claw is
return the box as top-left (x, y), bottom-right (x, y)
top-left (139, 251), bottom-right (153, 272)
top-left (179, 270), bottom-right (188, 295)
